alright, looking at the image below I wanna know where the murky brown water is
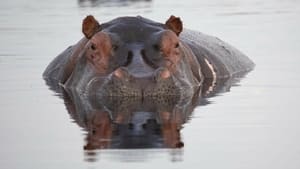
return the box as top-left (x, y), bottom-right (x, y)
top-left (1, 0), bottom-right (300, 168)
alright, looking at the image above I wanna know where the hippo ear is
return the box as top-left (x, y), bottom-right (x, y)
top-left (82, 15), bottom-right (101, 39)
top-left (165, 15), bottom-right (183, 36)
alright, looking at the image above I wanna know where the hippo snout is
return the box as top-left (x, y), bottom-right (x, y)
top-left (98, 67), bottom-right (178, 97)
top-left (113, 67), bottom-right (171, 84)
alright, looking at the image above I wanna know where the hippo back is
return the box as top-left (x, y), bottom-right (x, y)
top-left (180, 29), bottom-right (255, 79)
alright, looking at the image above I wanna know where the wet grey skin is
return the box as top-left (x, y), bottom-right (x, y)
top-left (43, 16), bottom-right (254, 98)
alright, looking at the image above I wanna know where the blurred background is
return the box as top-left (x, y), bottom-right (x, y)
top-left (0, 0), bottom-right (300, 168)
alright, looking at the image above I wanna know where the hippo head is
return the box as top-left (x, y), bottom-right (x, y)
top-left (65, 15), bottom-right (202, 97)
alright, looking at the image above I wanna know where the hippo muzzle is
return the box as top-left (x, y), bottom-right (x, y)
top-left (89, 42), bottom-right (180, 97)
top-left (95, 66), bottom-right (180, 97)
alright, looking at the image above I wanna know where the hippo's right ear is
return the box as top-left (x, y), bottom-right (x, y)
top-left (82, 15), bottom-right (101, 39)
top-left (165, 15), bottom-right (183, 36)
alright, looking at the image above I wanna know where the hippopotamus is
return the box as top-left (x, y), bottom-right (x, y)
top-left (43, 15), bottom-right (254, 98)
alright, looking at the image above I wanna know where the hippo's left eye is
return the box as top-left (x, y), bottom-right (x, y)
top-left (153, 44), bottom-right (160, 51)
top-left (91, 44), bottom-right (96, 50)
top-left (175, 43), bottom-right (179, 48)
top-left (112, 45), bottom-right (119, 51)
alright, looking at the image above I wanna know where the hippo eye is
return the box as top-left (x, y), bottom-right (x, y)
top-left (175, 43), bottom-right (179, 48)
top-left (112, 45), bottom-right (118, 51)
top-left (91, 44), bottom-right (96, 50)
top-left (153, 44), bottom-right (160, 51)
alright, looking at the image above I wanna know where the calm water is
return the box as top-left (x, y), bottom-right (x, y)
top-left (1, 0), bottom-right (300, 168)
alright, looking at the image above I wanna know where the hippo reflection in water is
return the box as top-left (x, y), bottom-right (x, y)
top-left (61, 77), bottom-right (236, 150)
top-left (43, 15), bottom-right (254, 149)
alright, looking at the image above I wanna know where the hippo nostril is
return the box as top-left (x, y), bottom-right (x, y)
top-left (161, 69), bottom-right (171, 79)
top-left (113, 69), bottom-right (123, 79)
top-left (113, 67), bottom-right (131, 81)
top-left (154, 68), bottom-right (171, 82)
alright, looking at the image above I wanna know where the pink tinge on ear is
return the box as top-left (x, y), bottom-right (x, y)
top-left (82, 15), bottom-right (101, 39)
top-left (165, 15), bottom-right (183, 36)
